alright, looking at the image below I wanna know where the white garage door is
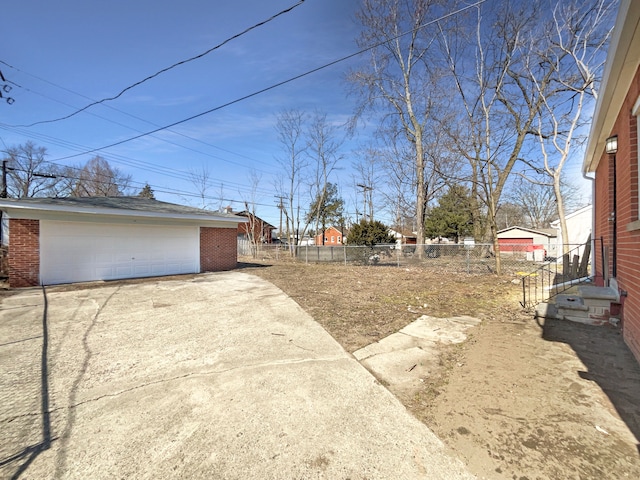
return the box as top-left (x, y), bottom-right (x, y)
top-left (40, 221), bottom-right (199, 285)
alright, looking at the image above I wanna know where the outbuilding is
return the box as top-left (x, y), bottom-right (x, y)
top-left (0, 197), bottom-right (246, 287)
top-left (497, 226), bottom-right (557, 259)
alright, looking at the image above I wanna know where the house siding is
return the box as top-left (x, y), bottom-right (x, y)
top-left (200, 227), bottom-right (237, 272)
top-left (314, 227), bottom-right (343, 246)
top-left (594, 64), bottom-right (640, 363)
top-left (8, 218), bottom-right (40, 288)
top-left (237, 216), bottom-right (274, 244)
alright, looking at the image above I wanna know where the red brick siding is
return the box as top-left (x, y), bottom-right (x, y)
top-left (8, 219), bottom-right (40, 288)
top-left (200, 227), bottom-right (237, 272)
top-left (238, 217), bottom-right (274, 244)
top-left (593, 64), bottom-right (640, 363)
top-left (314, 227), bottom-right (344, 246)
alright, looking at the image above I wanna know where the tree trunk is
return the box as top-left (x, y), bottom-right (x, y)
top-left (415, 132), bottom-right (425, 258)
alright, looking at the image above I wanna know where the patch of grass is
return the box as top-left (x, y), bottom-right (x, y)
top-left (245, 262), bottom-right (522, 352)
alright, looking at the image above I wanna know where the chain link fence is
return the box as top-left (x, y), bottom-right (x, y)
top-left (239, 243), bottom-right (587, 276)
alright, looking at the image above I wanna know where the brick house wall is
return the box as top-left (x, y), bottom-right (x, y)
top-left (237, 212), bottom-right (274, 244)
top-left (314, 226), bottom-right (344, 246)
top-left (200, 227), bottom-right (237, 272)
top-left (593, 64), bottom-right (640, 363)
top-left (8, 218), bottom-right (40, 288)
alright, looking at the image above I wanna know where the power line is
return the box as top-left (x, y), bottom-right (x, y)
top-left (1, 78), bottom-right (276, 175)
top-left (3, 0), bottom-right (307, 128)
top-left (41, 0), bottom-right (487, 163)
top-left (0, 126), bottom-right (278, 198)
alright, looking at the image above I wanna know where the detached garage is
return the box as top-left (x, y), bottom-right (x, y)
top-left (497, 226), bottom-right (557, 260)
top-left (0, 197), bottom-right (246, 287)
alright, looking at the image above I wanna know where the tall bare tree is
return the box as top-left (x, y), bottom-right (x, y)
top-left (71, 156), bottom-right (132, 197)
top-left (349, 0), bottom-right (446, 256)
top-left (275, 109), bottom-right (307, 253)
top-left (188, 165), bottom-right (214, 209)
top-left (306, 111), bottom-right (343, 235)
top-left (525, 0), bottom-right (614, 254)
top-left (3, 141), bottom-right (60, 198)
top-left (437, 1), bottom-right (566, 273)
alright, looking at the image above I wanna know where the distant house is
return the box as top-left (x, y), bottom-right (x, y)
top-left (497, 226), bottom-right (557, 260)
top-left (389, 228), bottom-right (417, 246)
top-left (314, 226), bottom-right (344, 246)
top-left (550, 205), bottom-right (592, 259)
top-left (230, 209), bottom-right (276, 244)
top-left (581, 0), bottom-right (640, 363)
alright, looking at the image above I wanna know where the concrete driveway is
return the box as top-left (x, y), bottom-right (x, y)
top-left (0, 271), bottom-right (472, 479)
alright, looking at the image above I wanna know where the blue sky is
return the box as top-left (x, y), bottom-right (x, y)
top-left (1, 0), bottom-right (595, 229)
top-left (1, 0), bottom-right (367, 226)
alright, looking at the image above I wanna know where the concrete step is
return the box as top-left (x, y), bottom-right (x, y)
top-left (538, 290), bottom-right (616, 326)
top-left (577, 285), bottom-right (619, 301)
top-left (556, 294), bottom-right (588, 312)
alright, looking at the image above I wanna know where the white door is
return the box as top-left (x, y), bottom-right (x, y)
top-left (40, 220), bottom-right (199, 285)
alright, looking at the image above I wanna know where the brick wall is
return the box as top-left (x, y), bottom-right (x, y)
top-left (594, 64), bottom-right (640, 363)
top-left (8, 219), bottom-right (40, 288)
top-left (200, 227), bottom-right (237, 272)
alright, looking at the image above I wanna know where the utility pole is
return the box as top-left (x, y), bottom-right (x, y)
top-left (357, 184), bottom-right (372, 222)
top-left (1, 160), bottom-right (7, 198)
top-left (275, 195), bottom-right (285, 242)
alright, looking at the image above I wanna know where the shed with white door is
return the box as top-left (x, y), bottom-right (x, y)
top-left (0, 197), bottom-right (246, 287)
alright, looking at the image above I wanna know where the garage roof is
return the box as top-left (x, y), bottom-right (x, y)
top-left (497, 226), bottom-right (557, 238)
top-left (0, 196), bottom-right (247, 224)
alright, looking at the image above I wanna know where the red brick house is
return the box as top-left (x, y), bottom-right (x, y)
top-left (234, 210), bottom-right (276, 244)
top-left (582, 0), bottom-right (640, 363)
top-left (0, 197), bottom-right (246, 287)
top-left (314, 226), bottom-right (344, 246)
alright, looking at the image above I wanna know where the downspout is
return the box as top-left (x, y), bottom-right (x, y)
top-left (611, 153), bottom-right (617, 278)
top-left (583, 170), bottom-right (596, 280)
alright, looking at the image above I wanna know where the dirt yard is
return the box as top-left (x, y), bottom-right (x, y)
top-left (243, 261), bottom-right (640, 480)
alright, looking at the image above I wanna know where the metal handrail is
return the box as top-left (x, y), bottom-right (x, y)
top-left (520, 238), bottom-right (601, 309)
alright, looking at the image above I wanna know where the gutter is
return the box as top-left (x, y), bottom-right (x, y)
top-left (0, 203), bottom-right (247, 225)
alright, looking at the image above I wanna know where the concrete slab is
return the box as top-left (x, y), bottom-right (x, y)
top-left (399, 315), bottom-right (480, 343)
top-left (361, 347), bottom-right (438, 392)
top-left (354, 314), bottom-right (481, 400)
top-left (352, 331), bottom-right (436, 361)
top-left (0, 272), bottom-right (473, 479)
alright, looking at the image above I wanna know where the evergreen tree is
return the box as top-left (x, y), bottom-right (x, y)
top-left (138, 183), bottom-right (155, 199)
top-left (347, 219), bottom-right (394, 247)
top-left (424, 185), bottom-right (474, 243)
top-left (306, 183), bottom-right (344, 244)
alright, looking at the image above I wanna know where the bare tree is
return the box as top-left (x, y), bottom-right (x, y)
top-left (188, 164), bottom-right (214, 209)
top-left (349, 0), bottom-right (446, 256)
top-left (525, 0), bottom-right (614, 254)
top-left (274, 109), bottom-right (307, 253)
top-left (241, 171), bottom-right (263, 257)
top-left (70, 156), bottom-right (132, 197)
top-left (505, 179), bottom-right (558, 230)
top-left (306, 111), bottom-right (343, 235)
top-left (352, 148), bottom-right (379, 222)
top-left (437, 1), bottom-right (566, 273)
top-left (3, 142), bottom-right (60, 198)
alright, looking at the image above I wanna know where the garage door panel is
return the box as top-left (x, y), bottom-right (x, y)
top-left (40, 221), bottom-right (199, 285)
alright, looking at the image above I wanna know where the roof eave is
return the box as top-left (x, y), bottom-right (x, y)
top-left (583, 0), bottom-right (640, 173)
top-left (0, 202), bottom-right (247, 224)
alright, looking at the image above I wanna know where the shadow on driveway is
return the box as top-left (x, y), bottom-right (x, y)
top-left (0, 286), bottom-right (51, 479)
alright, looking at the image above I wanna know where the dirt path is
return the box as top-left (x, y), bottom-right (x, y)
top-left (422, 314), bottom-right (640, 479)
top-left (244, 262), bottom-right (640, 479)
